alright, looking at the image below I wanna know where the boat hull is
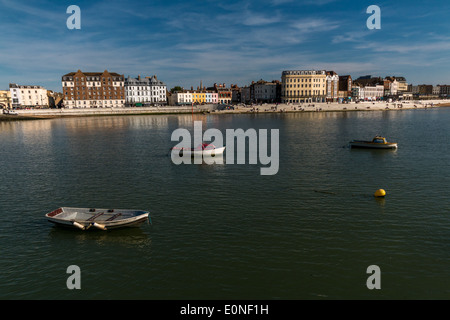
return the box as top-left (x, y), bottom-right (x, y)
top-left (173, 146), bottom-right (226, 157)
top-left (349, 141), bottom-right (398, 149)
top-left (45, 207), bottom-right (150, 231)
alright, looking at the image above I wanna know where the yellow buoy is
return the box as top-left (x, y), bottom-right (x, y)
top-left (374, 189), bottom-right (386, 197)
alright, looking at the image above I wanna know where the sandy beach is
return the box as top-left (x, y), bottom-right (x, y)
top-left (1, 99), bottom-right (449, 121)
top-left (216, 99), bottom-right (449, 114)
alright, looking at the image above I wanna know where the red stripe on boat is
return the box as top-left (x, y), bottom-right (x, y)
top-left (48, 208), bottom-right (63, 217)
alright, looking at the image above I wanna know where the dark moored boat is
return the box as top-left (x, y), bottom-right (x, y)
top-left (349, 136), bottom-right (398, 149)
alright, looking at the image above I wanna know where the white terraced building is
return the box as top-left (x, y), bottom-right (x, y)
top-left (125, 75), bottom-right (167, 106)
top-left (9, 83), bottom-right (48, 108)
top-left (352, 84), bottom-right (384, 101)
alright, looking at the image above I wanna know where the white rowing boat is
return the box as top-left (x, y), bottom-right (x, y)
top-left (45, 207), bottom-right (150, 231)
top-left (171, 143), bottom-right (226, 157)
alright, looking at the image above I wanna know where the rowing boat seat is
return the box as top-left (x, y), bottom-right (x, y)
top-left (106, 213), bottom-right (122, 221)
top-left (87, 212), bottom-right (104, 221)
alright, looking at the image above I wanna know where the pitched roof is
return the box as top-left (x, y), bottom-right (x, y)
top-left (62, 70), bottom-right (124, 78)
top-left (353, 77), bottom-right (383, 86)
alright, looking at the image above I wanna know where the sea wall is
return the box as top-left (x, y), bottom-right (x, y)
top-left (10, 105), bottom-right (214, 117)
top-left (2, 100), bottom-right (449, 120)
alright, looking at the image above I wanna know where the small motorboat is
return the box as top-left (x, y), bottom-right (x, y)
top-left (45, 207), bottom-right (150, 231)
top-left (171, 143), bottom-right (226, 157)
top-left (349, 136), bottom-right (398, 149)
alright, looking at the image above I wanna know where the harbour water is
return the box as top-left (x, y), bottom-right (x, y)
top-left (0, 108), bottom-right (449, 300)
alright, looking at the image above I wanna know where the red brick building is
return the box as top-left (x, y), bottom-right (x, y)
top-left (62, 70), bottom-right (125, 108)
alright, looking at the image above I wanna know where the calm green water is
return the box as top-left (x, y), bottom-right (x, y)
top-left (0, 109), bottom-right (449, 299)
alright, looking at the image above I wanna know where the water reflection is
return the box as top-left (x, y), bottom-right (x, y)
top-left (375, 197), bottom-right (386, 208)
top-left (0, 120), bottom-right (53, 146)
top-left (53, 115), bottom-right (174, 133)
top-left (349, 147), bottom-right (398, 155)
top-left (48, 225), bottom-right (152, 248)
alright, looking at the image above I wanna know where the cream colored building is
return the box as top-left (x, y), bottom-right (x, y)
top-left (281, 70), bottom-right (327, 103)
top-left (169, 91), bottom-right (193, 106)
top-left (9, 84), bottom-right (49, 108)
top-left (0, 90), bottom-right (12, 109)
top-left (396, 79), bottom-right (408, 92)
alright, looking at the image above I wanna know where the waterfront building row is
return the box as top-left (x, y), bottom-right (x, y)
top-left (345, 76), bottom-right (409, 101)
top-left (61, 69), bottom-right (234, 108)
top-left (61, 70), bottom-right (167, 109)
top-left (168, 91), bottom-right (219, 106)
top-left (409, 84), bottom-right (450, 97)
top-left (279, 70), bottom-right (356, 103)
top-left (168, 82), bottom-right (232, 106)
top-left (3, 69), bottom-right (449, 110)
top-left (280, 72), bottom-right (414, 103)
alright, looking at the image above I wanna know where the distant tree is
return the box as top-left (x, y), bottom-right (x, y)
top-left (170, 86), bottom-right (183, 93)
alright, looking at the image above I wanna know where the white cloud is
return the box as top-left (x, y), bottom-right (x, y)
top-left (291, 18), bottom-right (340, 33)
top-left (356, 41), bottom-right (450, 54)
top-left (243, 14), bottom-right (282, 26)
top-left (332, 31), bottom-right (370, 44)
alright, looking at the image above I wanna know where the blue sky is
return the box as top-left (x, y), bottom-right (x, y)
top-left (0, 0), bottom-right (449, 91)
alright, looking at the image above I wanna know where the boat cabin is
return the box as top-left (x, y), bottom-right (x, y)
top-left (372, 136), bottom-right (387, 144)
